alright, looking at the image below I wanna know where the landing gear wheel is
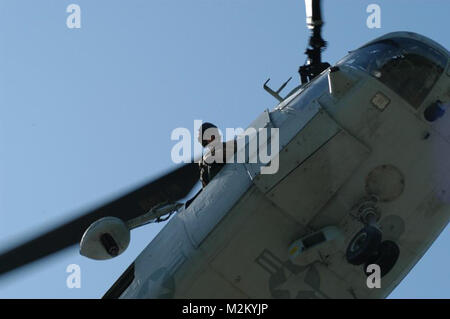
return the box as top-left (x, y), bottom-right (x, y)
top-left (346, 226), bottom-right (382, 266)
top-left (364, 240), bottom-right (400, 277)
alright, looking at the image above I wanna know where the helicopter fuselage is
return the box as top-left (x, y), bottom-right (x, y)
top-left (107, 31), bottom-right (450, 299)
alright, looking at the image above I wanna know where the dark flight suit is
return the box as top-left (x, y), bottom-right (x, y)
top-left (185, 140), bottom-right (236, 209)
top-left (199, 140), bottom-right (236, 187)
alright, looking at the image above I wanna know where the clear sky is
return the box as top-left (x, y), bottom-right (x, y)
top-left (0, 0), bottom-right (448, 298)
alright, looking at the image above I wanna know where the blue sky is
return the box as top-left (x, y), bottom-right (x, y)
top-left (0, 0), bottom-right (448, 298)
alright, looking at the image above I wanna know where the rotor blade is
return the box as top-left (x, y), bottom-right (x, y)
top-left (0, 162), bottom-right (199, 276)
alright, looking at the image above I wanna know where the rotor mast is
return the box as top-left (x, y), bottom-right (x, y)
top-left (299, 0), bottom-right (330, 84)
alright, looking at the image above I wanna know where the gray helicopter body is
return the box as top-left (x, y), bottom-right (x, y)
top-left (106, 31), bottom-right (450, 299)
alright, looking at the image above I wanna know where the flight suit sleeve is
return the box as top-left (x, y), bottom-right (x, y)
top-left (199, 160), bottom-right (209, 187)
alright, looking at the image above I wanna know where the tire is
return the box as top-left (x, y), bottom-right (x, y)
top-left (364, 240), bottom-right (400, 277)
top-left (346, 226), bottom-right (382, 266)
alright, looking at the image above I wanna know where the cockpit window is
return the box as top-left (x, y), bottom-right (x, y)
top-left (337, 37), bottom-right (447, 109)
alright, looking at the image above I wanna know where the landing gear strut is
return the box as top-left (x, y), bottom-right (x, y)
top-left (346, 196), bottom-right (400, 277)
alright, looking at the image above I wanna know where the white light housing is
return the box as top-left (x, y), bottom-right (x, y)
top-left (80, 217), bottom-right (130, 260)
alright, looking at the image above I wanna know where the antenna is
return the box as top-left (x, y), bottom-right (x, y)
top-left (263, 77), bottom-right (292, 102)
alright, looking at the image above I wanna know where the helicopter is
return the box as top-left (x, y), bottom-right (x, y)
top-left (0, 0), bottom-right (449, 298)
